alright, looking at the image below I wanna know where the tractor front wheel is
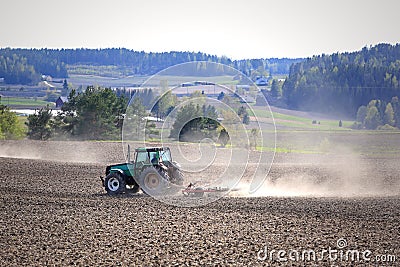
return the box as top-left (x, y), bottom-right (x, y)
top-left (105, 172), bottom-right (126, 195)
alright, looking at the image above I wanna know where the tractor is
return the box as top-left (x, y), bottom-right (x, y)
top-left (101, 146), bottom-right (184, 195)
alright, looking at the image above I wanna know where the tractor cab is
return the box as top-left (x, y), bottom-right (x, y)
top-left (134, 147), bottom-right (172, 166)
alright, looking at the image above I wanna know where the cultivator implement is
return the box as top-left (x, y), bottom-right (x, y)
top-left (182, 182), bottom-right (229, 197)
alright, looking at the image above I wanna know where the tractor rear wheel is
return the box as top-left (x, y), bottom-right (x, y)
top-left (105, 172), bottom-right (126, 195)
top-left (139, 167), bottom-right (167, 195)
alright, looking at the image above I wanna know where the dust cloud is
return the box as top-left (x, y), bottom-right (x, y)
top-left (1, 139), bottom-right (399, 198)
top-left (0, 140), bottom-right (124, 164)
top-left (232, 145), bottom-right (400, 198)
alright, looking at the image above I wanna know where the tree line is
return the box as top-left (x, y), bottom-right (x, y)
top-left (0, 48), bottom-right (300, 85)
top-left (26, 86), bottom-right (127, 140)
top-left (0, 48), bottom-right (68, 84)
top-left (354, 96), bottom-right (400, 130)
top-left (25, 86), bottom-right (177, 141)
top-left (23, 85), bottom-right (253, 142)
top-left (282, 43), bottom-right (400, 116)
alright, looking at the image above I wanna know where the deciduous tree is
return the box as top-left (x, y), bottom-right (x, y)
top-left (0, 105), bottom-right (25, 139)
top-left (384, 103), bottom-right (395, 126)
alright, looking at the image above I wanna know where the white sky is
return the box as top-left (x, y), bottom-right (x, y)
top-left (1, 0), bottom-right (399, 59)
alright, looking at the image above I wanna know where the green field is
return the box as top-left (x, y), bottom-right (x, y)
top-left (68, 73), bottom-right (237, 88)
top-left (243, 104), bottom-right (400, 154)
top-left (0, 97), bottom-right (54, 108)
top-left (67, 64), bottom-right (135, 78)
top-left (250, 107), bottom-right (353, 131)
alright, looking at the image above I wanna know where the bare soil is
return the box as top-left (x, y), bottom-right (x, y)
top-left (0, 140), bottom-right (399, 266)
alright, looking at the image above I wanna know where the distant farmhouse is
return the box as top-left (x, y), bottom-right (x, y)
top-left (41, 75), bottom-right (53, 82)
top-left (255, 77), bottom-right (269, 86)
top-left (56, 96), bottom-right (68, 108)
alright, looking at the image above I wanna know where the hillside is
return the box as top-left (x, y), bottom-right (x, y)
top-left (0, 48), bottom-right (301, 85)
top-left (282, 43), bottom-right (400, 116)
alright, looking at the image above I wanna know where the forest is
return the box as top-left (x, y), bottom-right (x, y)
top-left (0, 49), bottom-right (67, 84)
top-left (282, 43), bottom-right (400, 117)
top-left (0, 48), bottom-right (300, 85)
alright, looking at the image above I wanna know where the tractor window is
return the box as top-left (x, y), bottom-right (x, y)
top-left (149, 152), bottom-right (159, 164)
top-left (161, 149), bottom-right (171, 162)
top-left (136, 151), bottom-right (149, 163)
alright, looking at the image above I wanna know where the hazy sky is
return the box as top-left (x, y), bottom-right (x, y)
top-left (1, 0), bottom-right (399, 59)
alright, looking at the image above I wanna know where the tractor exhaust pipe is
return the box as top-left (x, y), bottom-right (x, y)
top-left (127, 144), bottom-right (131, 163)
